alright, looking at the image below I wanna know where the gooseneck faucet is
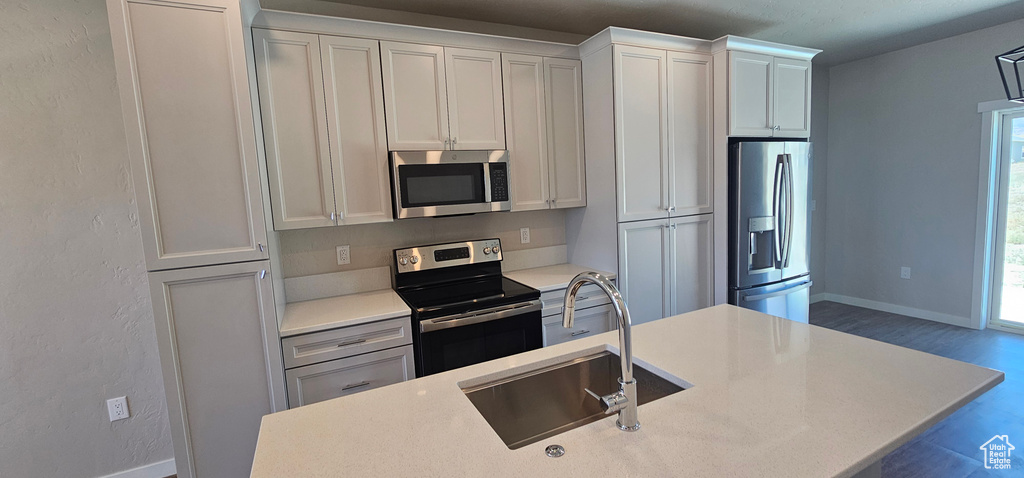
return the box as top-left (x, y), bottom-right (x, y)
top-left (562, 271), bottom-right (640, 431)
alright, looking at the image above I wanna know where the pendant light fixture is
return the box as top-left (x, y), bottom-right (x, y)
top-left (997, 45), bottom-right (1024, 103)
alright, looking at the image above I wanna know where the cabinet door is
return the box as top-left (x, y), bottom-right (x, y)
top-left (148, 261), bottom-right (286, 478)
top-left (543, 304), bottom-right (615, 346)
top-left (614, 45), bottom-right (669, 222)
top-left (729, 51), bottom-right (773, 137)
top-left (321, 36), bottom-right (393, 225)
top-left (618, 219), bottom-right (670, 325)
top-left (669, 214), bottom-right (713, 316)
top-left (667, 51), bottom-right (713, 217)
top-left (773, 57), bottom-right (812, 138)
top-left (445, 47), bottom-right (505, 150)
top-left (502, 54), bottom-right (549, 211)
top-left (286, 345), bottom-right (414, 407)
top-left (109, 0), bottom-right (268, 270)
top-left (380, 42), bottom-right (449, 150)
top-left (253, 29), bottom-right (336, 230)
top-left (545, 58), bottom-right (587, 209)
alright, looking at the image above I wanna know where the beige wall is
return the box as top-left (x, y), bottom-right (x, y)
top-left (280, 209), bottom-right (566, 277)
top-left (0, 0), bottom-right (173, 476)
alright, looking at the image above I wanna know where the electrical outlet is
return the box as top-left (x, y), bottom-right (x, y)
top-left (107, 396), bottom-right (129, 421)
top-left (811, 200), bottom-right (816, 212)
top-left (520, 227), bottom-right (530, 244)
top-left (900, 267), bottom-right (911, 280)
top-left (336, 245), bottom-right (350, 265)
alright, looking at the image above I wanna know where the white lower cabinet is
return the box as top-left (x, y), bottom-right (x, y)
top-left (282, 317), bottom-right (414, 408)
top-left (618, 214), bottom-right (713, 325)
top-left (286, 345), bottom-right (414, 407)
top-left (543, 303), bottom-right (617, 346)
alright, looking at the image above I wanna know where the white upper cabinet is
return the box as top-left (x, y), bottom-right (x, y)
top-left (381, 42), bottom-right (505, 151)
top-left (380, 41), bottom-right (449, 150)
top-left (320, 36), bottom-right (393, 225)
top-left (614, 45), bottom-right (669, 222)
top-left (253, 29), bottom-right (335, 230)
top-left (544, 57), bottom-right (587, 209)
top-left (254, 31), bottom-right (392, 230)
top-left (503, 54), bottom-right (586, 211)
top-left (109, 0), bottom-right (268, 270)
top-left (729, 51), bottom-right (811, 138)
top-left (445, 47), bottom-right (506, 150)
top-left (667, 51), bottom-right (713, 217)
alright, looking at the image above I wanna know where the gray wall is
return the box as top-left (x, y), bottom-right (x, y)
top-left (810, 65), bottom-right (830, 295)
top-left (823, 17), bottom-right (1024, 323)
top-left (0, 0), bottom-right (173, 476)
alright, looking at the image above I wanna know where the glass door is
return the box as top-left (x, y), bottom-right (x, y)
top-left (991, 111), bottom-right (1024, 330)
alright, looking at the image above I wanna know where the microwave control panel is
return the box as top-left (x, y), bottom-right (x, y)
top-left (488, 163), bottom-right (509, 202)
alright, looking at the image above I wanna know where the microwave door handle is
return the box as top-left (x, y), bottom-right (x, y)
top-left (772, 155), bottom-right (784, 267)
top-left (482, 162), bottom-right (492, 203)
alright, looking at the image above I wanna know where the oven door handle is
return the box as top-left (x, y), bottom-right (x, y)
top-left (420, 300), bottom-right (542, 333)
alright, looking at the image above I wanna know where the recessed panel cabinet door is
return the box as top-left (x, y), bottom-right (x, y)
top-left (445, 47), bottom-right (505, 150)
top-left (502, 54), bottom-right (549, 211)
top-left (253, 29), bottom-right (336, 230)
top-left (320, 35), bottom-right (393, 225)
top-left (670, 214), bottom-right (714, 316)
top-left (773, 57), bottom-right (812, 137)
top-left (380, 41), bottom-right (449, 150)
top-left (148, 261), bottom-right (285, 478)
top-left (109, 0), bottom-right (268, 270)
top-left (618, 219), bottom-right (670, 325)
top-left (545, 57), bottom-right (587, 209)
top-left (729, 51), bottom-right (773, 137)
top-left (614, 45), bottom-right (669, 222)
top-left (667, 51), bottom-right (713, 217)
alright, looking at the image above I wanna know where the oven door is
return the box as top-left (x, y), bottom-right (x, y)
top-left (391, 150), bottom-right (510, 218)
top-left (416, 300), bottom-right (542, 376)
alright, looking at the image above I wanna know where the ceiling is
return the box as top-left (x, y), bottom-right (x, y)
top-left (309, 0), bottom-right (1024, 65)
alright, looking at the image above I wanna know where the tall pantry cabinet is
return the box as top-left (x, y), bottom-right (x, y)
top-left (106, 1), bottom-right (287, 477)
top-left (567, 29), bottom-right (715, 325)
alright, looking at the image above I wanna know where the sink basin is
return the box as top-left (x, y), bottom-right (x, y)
top-left (461, 351), bottom-right (687, 449)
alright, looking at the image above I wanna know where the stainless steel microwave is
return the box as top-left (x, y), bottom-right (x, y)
top-left (390, 150), bottom-right (510, 219)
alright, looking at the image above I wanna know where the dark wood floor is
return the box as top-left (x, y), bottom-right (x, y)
top-left (810, 301), bottom-right (1024, 477)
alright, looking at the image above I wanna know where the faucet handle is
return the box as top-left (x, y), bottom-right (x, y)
top-left (585, 387), bottom-right (629, 415)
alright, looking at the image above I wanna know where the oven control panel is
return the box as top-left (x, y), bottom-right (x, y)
top-left (394, 239), bottom-right (502, 273)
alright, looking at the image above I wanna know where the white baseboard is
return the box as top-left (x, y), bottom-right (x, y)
top-left (811, 293), bottom-right (973, 328)
top-left (99, 459), bottom-right (175, 478)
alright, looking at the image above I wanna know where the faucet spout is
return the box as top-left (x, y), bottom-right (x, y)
top-left (562, 271), bottom-right (639, 431)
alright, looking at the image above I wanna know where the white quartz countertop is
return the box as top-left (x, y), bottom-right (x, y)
top-left (505, 263), bottom-right (616, 292)
top-left (279, 289), bottom-right (410, 337)
top-left (252, 305), bottom-right (1003, 477)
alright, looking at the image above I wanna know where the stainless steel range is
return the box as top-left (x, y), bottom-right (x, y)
top-left (391, 238), bottom-right (542, 377)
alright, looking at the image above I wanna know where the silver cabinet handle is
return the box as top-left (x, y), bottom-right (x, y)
top-left (341, 381), bottom-right (371, 391)
top-left (258, 243), bottom-right (264, 252)
top-left (259, 270), bottom-right (266, 279)
top-left (336, 338), bottom-right (366, 348)
top-left (330, 212), bottom-right (336, 221)
top-left (570, 329), bottom-right (591, 337)
top-left (576, 296), bottom-right (590, 301)
top-left (452, 137), bottom-right (457, 145)
top-left (668, 206), bottom-right (675, 212)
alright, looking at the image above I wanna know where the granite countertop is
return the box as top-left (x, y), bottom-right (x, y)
top-left (279, 289), bottom-right (411, 338)
top-left (251, 304), bottom-right (1003, 477)
top-left (506, 263), bottom-right (617, 292)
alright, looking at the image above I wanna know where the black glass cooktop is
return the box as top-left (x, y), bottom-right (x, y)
top-left (395, 275), bottom-right (539, 319)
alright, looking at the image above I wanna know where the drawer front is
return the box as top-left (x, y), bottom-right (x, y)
top-left (286, 345), bottom-right (414, 408)
top-left (282, 316), bottom-right (412, 369)
top-left (540, 282), bottom-right (613, 317)
top-left (543, 304), bottom-right (615, 346)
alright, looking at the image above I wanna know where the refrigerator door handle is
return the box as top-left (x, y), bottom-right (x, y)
top-left (783, 153), bottom-right (795, 268)
top-left (772, 155), bottom-right (785, 267)
top-left (743, 280), bottom-right (813, 302)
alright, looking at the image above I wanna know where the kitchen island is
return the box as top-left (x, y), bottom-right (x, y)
top-left (250, 305), bottom-right (1002, 477)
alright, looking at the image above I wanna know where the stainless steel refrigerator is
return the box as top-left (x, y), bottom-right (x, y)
top-left (728, 140), bottom-right (812, 322)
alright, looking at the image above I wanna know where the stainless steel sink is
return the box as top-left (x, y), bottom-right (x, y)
top-left (461, 351), bottom-right (686, 449)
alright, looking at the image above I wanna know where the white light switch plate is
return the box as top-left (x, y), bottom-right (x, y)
top-left (336, 245), bottom-right (350, 265)
top-left (107, 396), bottom-right (129, 421)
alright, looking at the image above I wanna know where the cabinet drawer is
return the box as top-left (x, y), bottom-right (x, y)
top-left (543, 304), bottom-right (616, 347)
top-left (282, 317), bottom-right (412, 369)
top-left (286, 345), bottom-right (414, 408)
top-left (540, 282), bottom-right (613, 317)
